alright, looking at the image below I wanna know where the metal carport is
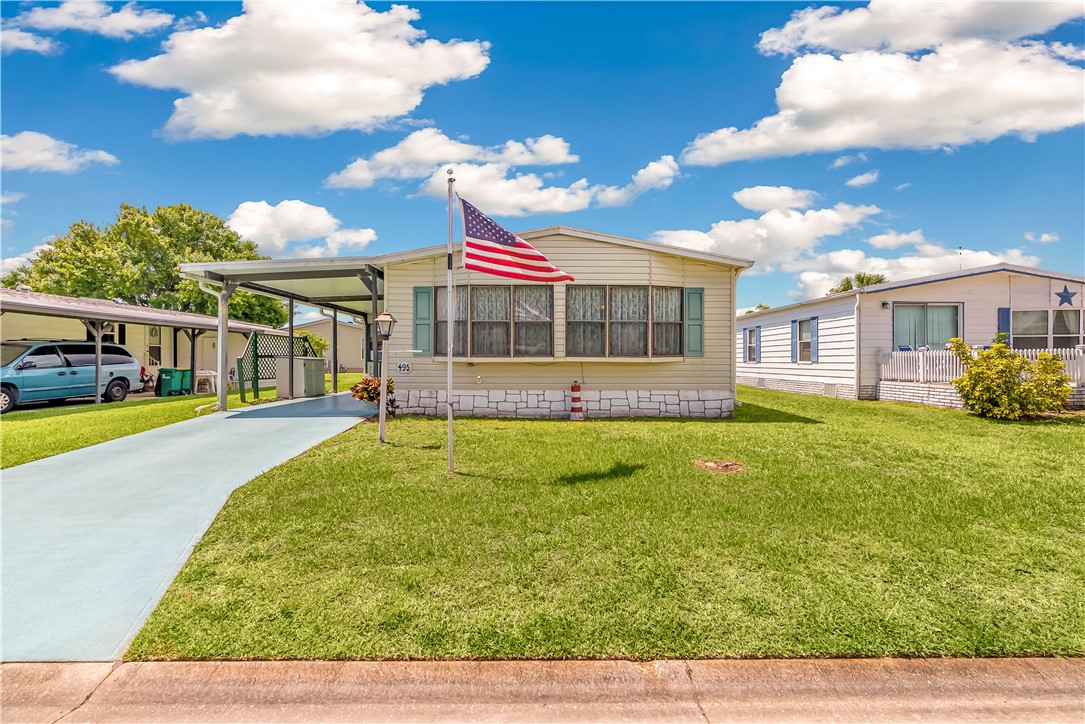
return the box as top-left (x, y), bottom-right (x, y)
top-left (0, 289), bottom-right (272, 403)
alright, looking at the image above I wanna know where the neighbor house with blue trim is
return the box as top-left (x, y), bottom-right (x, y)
top-left (736, 264), bottom-right (1085, 408)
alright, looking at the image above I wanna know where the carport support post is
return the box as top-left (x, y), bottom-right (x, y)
top-left (216, 282), bottom-right (239, 411)
top-left (287, 298), bottom-right (295, 399)
top-left (330, 309), bottom-right (338, 393)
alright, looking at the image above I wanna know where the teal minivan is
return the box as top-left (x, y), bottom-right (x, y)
top-left (0, 341), bottom-right (145, 413)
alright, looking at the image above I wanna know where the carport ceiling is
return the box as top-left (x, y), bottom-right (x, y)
top-left (179, 257), bottom-right (386, 318)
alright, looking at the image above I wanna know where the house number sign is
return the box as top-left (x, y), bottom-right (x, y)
top-left (396, 362), bottom-right (413, 374)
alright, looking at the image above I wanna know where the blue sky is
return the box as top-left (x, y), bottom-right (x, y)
top-left (2, 0), bottom-right (1083, 313)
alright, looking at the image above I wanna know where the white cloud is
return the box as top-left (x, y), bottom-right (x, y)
top-left (14, 0), bottom-right (173, 40)
top-left (173, 11), bottom-right (209, 33)
top-left (329, 128), bottom-right (679, 216)
top-left (792, 244), bottom-right (1041, 298)
top-left (731, 185), bottom-right (817, 212)
top-left (830, 152), bottom-right (867, 168)
top-left (845, 170), bottom-right (879, 187)
top-left (325, 128), bottom-right (577, 189)
top-left (682, 40), bottom-right (1084, 166)
top-left (1024, 231), bottom-right (1060, 244)
top-left (894, 182), bottom-right (911, 191)
top-left (227, 200), bottom-right (376, 258)
top-left (2, 242), bottom-right (53, 275)
top-left (1, 192), bottom-right (26, 232)
top-left (758, 1), bottom-right (1083, 55)
top-left (868, 229), bottom-right (926, 249)
top-left (1, 28), bottom-right (59, 54)
top-left (595, 155), bottom-right (680, 207)
top-left (110, 1), bottom-right (490, 139)
top-left (652, 200), bottom-right (881, 274)
top-left (1, 131), bottom-right (118, 173)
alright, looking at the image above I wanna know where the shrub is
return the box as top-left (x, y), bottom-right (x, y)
top-left (948, 335), bottom-right (1070, 419)
top-left (350, 376), bottom-right (399, 417)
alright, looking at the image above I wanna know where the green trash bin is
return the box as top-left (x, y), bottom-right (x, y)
top-left (156, 368), bottom-right (193, 396)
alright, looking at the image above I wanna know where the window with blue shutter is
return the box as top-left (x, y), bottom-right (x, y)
top-left (790, 320), bottom-right (798, 362)
top-left (684, 288), bottom-right (704, 357)
top-left (997, 307), bottom-right (1010, 337)
top-left (413, 287), bottom-right (433, 356)
top-left (810, 316), bottom-right (819, 362)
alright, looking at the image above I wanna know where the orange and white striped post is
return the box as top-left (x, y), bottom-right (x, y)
top-left (570, 380), bottom-right (585, 421)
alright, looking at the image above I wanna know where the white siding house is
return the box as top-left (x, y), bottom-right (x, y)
top-left (736, 264), bottom-right (1085, 408)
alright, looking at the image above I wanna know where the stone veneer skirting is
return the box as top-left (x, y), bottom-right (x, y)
top-left (400, 389), bottom-right (735, 418)
top-left (737, 376), bottom-right (857, 400)
top-left (876, 381), bottom-right (963, 409)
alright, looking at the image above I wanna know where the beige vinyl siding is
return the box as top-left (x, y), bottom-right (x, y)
top-left (735, 296), bottom-right (857, 385)
top-left (294, 320), bottom-right (368, 371)
top-left (381, 234), bottom-right (737, 392)
top-left (859, 272), bottom-right (1085, 388)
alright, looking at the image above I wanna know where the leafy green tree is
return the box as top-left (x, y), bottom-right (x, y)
top-left (948, 335), bottom-right (1070, 419)
top-left (298, 330), bottom-right (330, 357)
top-left (828, 272), bottom-right (888, 294)
top-left (3, 203), bottom-right (287, 327)
top-left (743, 303), bottom-right (771, 314)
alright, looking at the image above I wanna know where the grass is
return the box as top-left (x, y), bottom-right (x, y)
top-left (127, 386), bottom-right (1084, 661)
top-left (0, 374), bottom-right (359, 469)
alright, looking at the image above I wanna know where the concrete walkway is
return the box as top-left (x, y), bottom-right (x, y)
top-left (3, 658), bottom-right (1081, 723)
top-left (2, 394), bottom-right (374, 663)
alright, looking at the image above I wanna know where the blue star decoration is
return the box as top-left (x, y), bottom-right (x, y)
top-left (1055, 285), bottom-right (1078, 306)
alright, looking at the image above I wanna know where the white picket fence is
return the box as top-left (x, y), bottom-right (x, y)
top-left (880, 347), bottom-right (1085, 385)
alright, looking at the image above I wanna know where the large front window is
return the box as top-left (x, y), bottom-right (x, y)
top-left (1013, 309), bottom-right (1083, 349)
top-left (566, 285), bottom-right (683, 358)
top-left (435, 285), bottom-right (553, 357)
top-left (893, 303), bottom-right (960, 349)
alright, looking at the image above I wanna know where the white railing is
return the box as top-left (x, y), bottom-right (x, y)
top-left (880, 347), bottom-right (1085, 385)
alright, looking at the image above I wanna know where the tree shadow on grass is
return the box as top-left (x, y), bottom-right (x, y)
top-left (553, 461), bottom-right (647, 486)
top-left (732, 403), bottom-right (821, 424)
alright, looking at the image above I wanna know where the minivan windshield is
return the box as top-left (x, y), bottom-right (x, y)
top-left (1, 342), bottom-right (31, 367)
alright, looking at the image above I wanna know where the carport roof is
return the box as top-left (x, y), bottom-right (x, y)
top-left (0, 288), bottom-right (274, 333)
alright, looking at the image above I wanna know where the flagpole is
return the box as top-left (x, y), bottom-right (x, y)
top-left (446, 168), bottom-right (456, 474)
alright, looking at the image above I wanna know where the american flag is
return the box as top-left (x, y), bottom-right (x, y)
top-left (461, 199), bottom-right (574, 283)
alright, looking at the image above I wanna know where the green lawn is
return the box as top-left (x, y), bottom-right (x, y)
top-left (127, 387), bottom-right (1084, 661)
top-left (0, 375), bottom-right (358, 469)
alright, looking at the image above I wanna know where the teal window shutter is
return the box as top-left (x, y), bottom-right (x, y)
top-left (791, 320), bottom-right (798, 362)
top-left (413, 287), bottom-right (433, 356)
top-left (684, 288), bottom-right (704, 357)
top-left (810, 316), bottom-right (819, 362)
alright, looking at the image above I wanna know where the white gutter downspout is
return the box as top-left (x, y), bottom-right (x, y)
top-left (199, 280), bottom-right (239, 412)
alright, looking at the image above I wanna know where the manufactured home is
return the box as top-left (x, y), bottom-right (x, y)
top-left (735, 264), bottom-right (1085, 408)
top-left (293, 318), bottom-right (369, 372)
top-left (181, 227), bottom-right (754, 418)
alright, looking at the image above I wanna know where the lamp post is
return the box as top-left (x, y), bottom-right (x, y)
top-left (375, 312), bottom-right (397, 444)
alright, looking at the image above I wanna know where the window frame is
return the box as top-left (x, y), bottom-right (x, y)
top-left (608, 285), bottom-right (650, 358)
top-left (797, 319), bottom-right (813, 362)
top-left (1011, 309), bottom-right (1084, 349)
top-left (745, 328), bottom-right (758, 363)
top-left (435, 284), bottom-right (555, 358)
top-left (892, 302), bottom-right (962, 350)
top-left (566, 284), bottom-right (685, 359)
top-left (651, 286), bottom-right (683, 357)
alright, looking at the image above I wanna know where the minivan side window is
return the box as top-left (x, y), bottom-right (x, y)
top-left (59, 345), bottom-right (97, 367)
top-left (102, 345), bottom-right (136, 366)
top-left (59, 344), bottom-right (136, 367)
top-left (23, 346), bottom-right (64, 369)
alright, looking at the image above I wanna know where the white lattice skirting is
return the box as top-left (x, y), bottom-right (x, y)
top-left (400, 389), bottom-right (735, 418)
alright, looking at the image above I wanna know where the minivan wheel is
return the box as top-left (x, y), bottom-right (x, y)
top-left (0, 386), bottom-right (17, 414)
top-left (105, 380), bottom-right (128, 403)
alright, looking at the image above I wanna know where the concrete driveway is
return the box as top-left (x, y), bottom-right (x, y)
top-left (1, 393), bottom-right (374, 662)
